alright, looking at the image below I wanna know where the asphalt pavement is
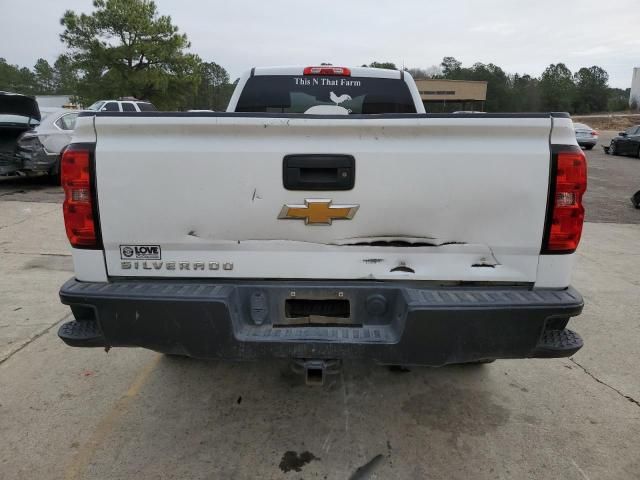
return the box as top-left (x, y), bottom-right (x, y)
top-left (583, 131), bottom-right (640, 224)
top-left (0, 138), bottom-right (639, 479)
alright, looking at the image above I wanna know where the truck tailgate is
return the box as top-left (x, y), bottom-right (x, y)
top-left (93, 114), bottom-right (553, 282)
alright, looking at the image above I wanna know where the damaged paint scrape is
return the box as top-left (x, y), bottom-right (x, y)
top-left (362, 258), bottom-right (384, 264)
top-left (332, 235), bottom-right (469, 248)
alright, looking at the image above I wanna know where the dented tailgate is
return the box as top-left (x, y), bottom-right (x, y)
top-left (93, 114), bottom-right (553, 282)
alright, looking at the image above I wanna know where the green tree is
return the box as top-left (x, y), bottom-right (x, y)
top-left (440, 57), bottom-right (462, 77)
top-left (412, 58), bottom-right (617, 113)
top-left (468, 63), bottom-right (511, 112)
top-left (362, 62), bottom-right (397, 70)
top-left (607, 88), bottom-right (629, 112)
top-left (60, 0), bottom-right (201, 109)
top-left (573, 66), bottom-right (609, 113)
top-left (33, 58), bottom-right (56, 93)
top-left (509, 74), bottom-right (541, 112)
top-left (439, 58), bottom-right (511, 112)
top-left (0, 58), bottom-right (21, 91)
top-left (0, 58), bottom-right (38, 94)
top-left (192, 61), bottom-right (233, 110)
top-left (52, 55), bottom-right (79, 94)
top-left (540, 63), bottom-right (575, 112)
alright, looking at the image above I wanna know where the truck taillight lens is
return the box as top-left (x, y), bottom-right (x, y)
top-left (303, 66), bottom-right (351, 76)
top-left (542, 148), bottom-right (587, 254)
top-left (62, 145), bottom-right (100, 248)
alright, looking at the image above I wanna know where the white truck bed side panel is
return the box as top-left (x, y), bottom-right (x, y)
top-left (70, 116), bottom-right (96, 143)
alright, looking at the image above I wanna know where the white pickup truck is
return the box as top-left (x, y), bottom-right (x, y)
top-left (58, 66), bottom-right (586, 383)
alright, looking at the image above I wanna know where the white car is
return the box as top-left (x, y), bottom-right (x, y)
top-left (16, 108), bottom-right (80, 179)
top-left (57, 65), bottom-right (586, 384)
top-left (86, 99), bottom-right (157, 113)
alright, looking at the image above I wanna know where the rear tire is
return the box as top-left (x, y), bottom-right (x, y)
top-left (48, 172), bottom-right (60, 185)
top-left (585, 145), bottom-right (594, 151)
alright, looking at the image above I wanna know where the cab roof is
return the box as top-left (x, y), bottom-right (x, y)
top-left (251, 65), bottom-right (404, 80)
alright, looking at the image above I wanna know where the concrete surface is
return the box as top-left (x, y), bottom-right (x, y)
top-left (0, 174), bottom-right (64, 203)
top-left (0, 201), bottom-right (71, 362)
top-left (0, 144), bottom-right (639, 479)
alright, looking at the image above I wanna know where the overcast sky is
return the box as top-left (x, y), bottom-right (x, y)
top-left (1, 0), bottom-right (638, 88)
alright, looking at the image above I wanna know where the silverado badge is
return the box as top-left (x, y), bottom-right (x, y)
top-left (278, 199), bottom-right (359, 225)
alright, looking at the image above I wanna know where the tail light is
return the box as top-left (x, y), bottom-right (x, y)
top-left (61, 144), bottom-right (100, 248)
top-left (303, 66), bottom-right (351, 76)
top-left (591, 131), bottom-right (599, 136)
top-left (542, 147), bottom-right (587, 254)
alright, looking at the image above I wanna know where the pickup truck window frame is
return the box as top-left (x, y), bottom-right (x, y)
top-left (234, 75), bottom-right (418, 114)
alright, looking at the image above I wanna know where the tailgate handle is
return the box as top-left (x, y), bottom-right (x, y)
top-left (283, 154), bottom-right (355, 191)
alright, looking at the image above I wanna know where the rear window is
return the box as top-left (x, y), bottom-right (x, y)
top-left (0, 114), bottom-right (34, 125)
top-left (86, 101), bottom-right (105, 111)
top-left (235, 75), bottom-right (417, 114)
top-left (54, 113), bottom-right (78, 130)
top-left (136, 102), bottom-right (157, 112)
top-left (103, 102), bottom-right (119, 112)
top-left (121, 102), bottom-right (136, 112)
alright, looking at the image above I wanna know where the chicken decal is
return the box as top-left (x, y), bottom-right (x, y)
top-left (330, 91), bottom-right (352, 106)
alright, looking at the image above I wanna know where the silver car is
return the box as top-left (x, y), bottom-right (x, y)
top-left (574, 123), bottom-right (598, 150)
top-left (16, 108), bottom-right (80, 180)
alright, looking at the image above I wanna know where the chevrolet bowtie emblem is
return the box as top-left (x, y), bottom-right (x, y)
top-left (278, 199), bottom-right (359, 225)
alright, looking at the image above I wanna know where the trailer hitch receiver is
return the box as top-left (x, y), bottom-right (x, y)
top-left (291, 359), bottom-right (342, 386)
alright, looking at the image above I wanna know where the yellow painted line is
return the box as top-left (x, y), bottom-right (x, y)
top-left (64, 353), bottom-right (162, 480)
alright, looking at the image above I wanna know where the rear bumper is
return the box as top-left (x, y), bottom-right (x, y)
top-left (0, 154), bottom-right (21, 175)
top-left (18, 149), bottom-right (57, 173)
top-left (59, 278), bottom-right (584, 366)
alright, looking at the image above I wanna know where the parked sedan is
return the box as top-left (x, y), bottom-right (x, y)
top-left (16, 108), bottom-right (80, 181)
top-left (608, 125), bottom-right (640, 158)
top-left (574, 123), bottom-right (598, 150)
